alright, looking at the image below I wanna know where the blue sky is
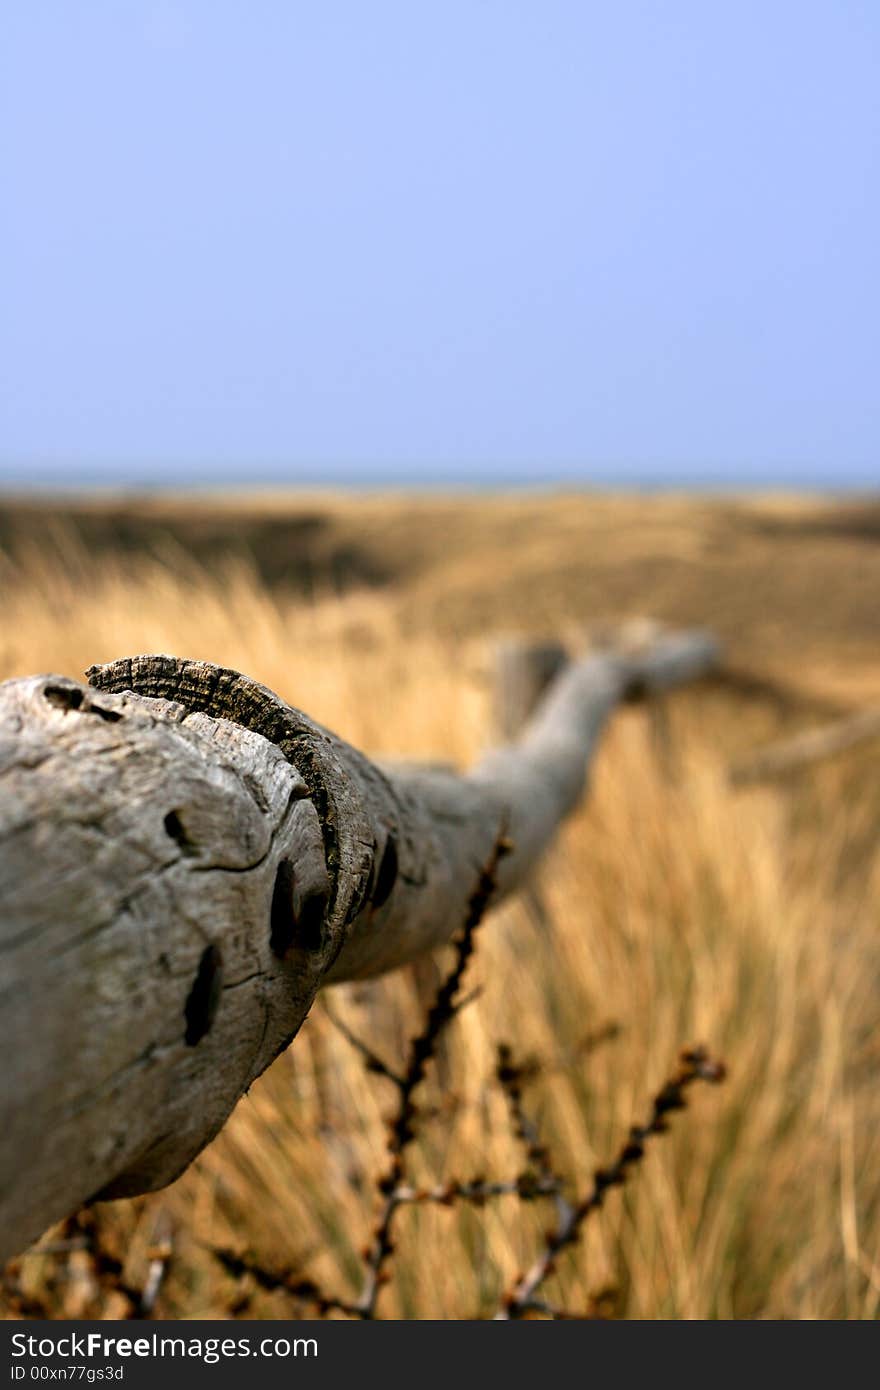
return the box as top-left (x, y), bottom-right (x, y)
top-left (1, 2), bottom-right (878, 489)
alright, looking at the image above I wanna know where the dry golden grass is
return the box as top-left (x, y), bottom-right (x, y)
top-left (2, 492), bottom-right (879, 1319)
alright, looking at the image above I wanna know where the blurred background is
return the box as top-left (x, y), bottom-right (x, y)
top-left (1, 3), bottom-right (878, 1319)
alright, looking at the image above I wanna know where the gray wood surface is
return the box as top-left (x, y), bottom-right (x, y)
top-left (0, 631), bottom-right (717, 1260)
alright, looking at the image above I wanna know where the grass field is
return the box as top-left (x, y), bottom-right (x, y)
top-left (2, 489), bottom-right (879, 1319)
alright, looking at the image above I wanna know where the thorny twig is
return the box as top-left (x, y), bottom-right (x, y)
top-left (355, 828), bottom-right (512, 1317)
top-left (293, 1011), bottom-right (615, 1141)
top-left (212, 1249), bottom-right (362, 1319)
top-left (387, 1174), bottom-right (560, 1207)
top-left (210, 828), bottom-right (724, 1321)
top-left (497, 1045), bottom-right (726, 1318)
top-left (211, 1171), bottom-right (559, 1319)
top-left (497, 1043), bottom-right (574, 1232)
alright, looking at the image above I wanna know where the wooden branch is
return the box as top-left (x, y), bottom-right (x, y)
top-left (0, 631), bottom-right (717, 1261)
top-left (730, 706), bottom-right (880, 784)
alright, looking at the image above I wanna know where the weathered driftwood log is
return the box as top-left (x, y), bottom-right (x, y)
top-left (0, 632), bottom-right (717, 1261)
